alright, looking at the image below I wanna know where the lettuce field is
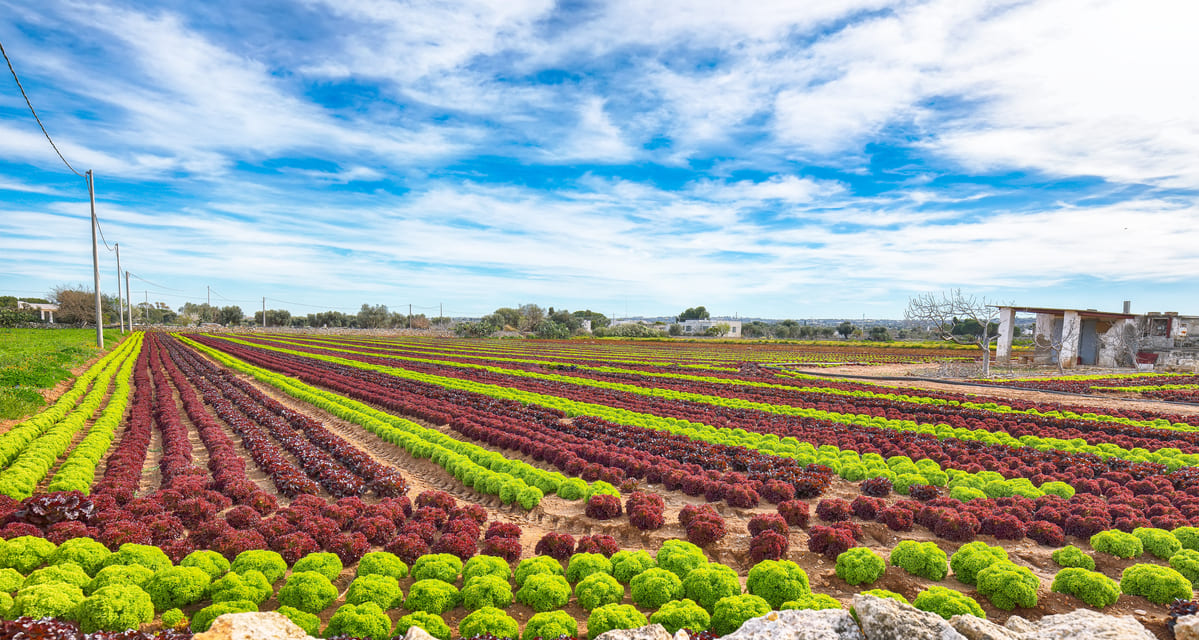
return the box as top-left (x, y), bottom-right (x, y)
top-left (1, 331), bottom-right (1198, 638)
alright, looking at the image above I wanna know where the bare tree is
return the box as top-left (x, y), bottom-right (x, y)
top-left (1098, 318), bottom-right (1144, 369)
top-left (904, 289), bottom-right (1000, 377)
top-left (1034, 317), bottom-right (1081, 374)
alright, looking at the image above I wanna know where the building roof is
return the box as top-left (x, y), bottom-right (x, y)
top-left (997, 305), bottom-right (1134, 320)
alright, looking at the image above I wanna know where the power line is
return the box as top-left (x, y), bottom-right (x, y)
top-left (129, 273), bottom-right (185, 292)
top-left (0, 39), bottom-right (84, 178)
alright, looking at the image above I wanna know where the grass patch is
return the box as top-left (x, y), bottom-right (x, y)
top-left (0, 328), bottom-right (122, 420)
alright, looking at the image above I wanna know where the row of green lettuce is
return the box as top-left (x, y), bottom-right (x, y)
top-left (1, 528), bottom-right (1192, 637)
top-left (181, 336), bottom-right (609, 510)
top-left (197, 336), bottom-right (1090, 502)
top-left (0, 334), bottom-right (141, 500)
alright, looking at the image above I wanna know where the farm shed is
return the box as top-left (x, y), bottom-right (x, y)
top-left (995, 305), bottom-right (1135, 368)
top-left (16, 300), bottom-right (59, 323)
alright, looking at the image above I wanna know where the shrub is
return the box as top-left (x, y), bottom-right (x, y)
top-left (23, 562), bottom-right (91, 590)
top-left (270, 605), bottom-right (318, 635)
top-left (190, 599), bottom-right (257, 632)
top-left (557, 478), bottom-right (586, 500)
top-left (816, 498), bottom-right (852, 522)
top-left (406, 578), bottom-right (461, 614)
top-left (515, 556), bottom-right (564, 587)
top-left (1026, 520), bottom-right (1065, 547)
top-left (651, 598), bottom-right (710, 635)
top-left (412, 553), bottom-right (464, 584)
top-left (976, 562), bottom-right (1039, 610)
top-left (1132, 527), bottom-right (1181, 559)
top-left (657, 539), bottom-right (707, 579)
top-left (1172, 549), bottom-right (1199, 583)
top-left (950, 542), bottom-right (1008, 585)
top-left (587, 603), bottom-right (648, 640)
top-left (566, 552), bottom-right (613, 584)
top-left (522, 610), bottom-right (578, 640)
top-left (686, 511), bottom-right (727, 547)
top-left (462, 574), bottom-right (514, 611)
top-left (1174, 526), bottom-right (1199, 551)
top-left (576, 534), bottom-right (620, 557)
top-left (11, 582), bottom-right (85, 621)
top-left (180, 549), bottom-right (229, 580)
top-left (534, 532), bottom-right (576, 562)
top-left (630, 567), bottom-right (684, 609)
top-left (143, 565), bottom-right (210, 611)
top-left (1051, 545), bottom-right (1095, 570)
top-left (1121, 563), bottom-right (1194, 604)
top-left (1051, 567), bottom-right (1120, 608)
top-left (459, 606), bottom-right (519, 640)
top-left (835, 547), bottom-right (886, 586)
top-left (74, 583), bottom-right (153, 632)
top-left (682, 563), bottom-right (741, 613)
top-left (575, 571), bottom-right (624, 611)
top-left (516, 572), bottom-right (571, 612)
top-left (395, 611), bottom-right (451, 640)
top-left (585, 494), bottom-right (622, 520)
top-left (1091, 530), bottom-right (1143, 559)
top-left (913, 586), bottom-right (986, 620)
top-left (807, 525), bottom-right (856, 558)
top-left (711, 593), bottom-right (771, 636)
top-left (746, 559), bottom-right (809, 609)
top-left (781, 593), bottom-right (842, 610)
top-left (481, 537), bottom-right (522, 564)
top-left (101, 543), bottom-right (170, 573)
top-left (462, 555), bottom-right (511, 584)
top-left (357, 551), bottom-right (408, 581)
top-left (0, 567), bottom-right (21, 592)
top-left (160, 607), bottom-right (186, 630)
top-left (325, 602), bottom-right (392, 640)
top-left (778, 500), bottom-right (810, 528)
top-left (230, 550), bottom-right (287, 584)
top-left (291, 551), bottom-right (342, 581)
top-left (889, 541), bottom-right (948, 581)
top-left (0, 536), bottom-right (57, 574)
top-left (611, 549), bottom-right (656, 584)
top-left (208, 569), bottom-right (271, 605)
top-left (346, 573), bottom-right (403, 610)
top-left (49, 537), bottom-right (111, 577)
top-left (386, 534), bottom-right (430, 565)
top-left (86, 564), bottom-right (154, 595)
top-left (278, 571), bottom-right (337, 614)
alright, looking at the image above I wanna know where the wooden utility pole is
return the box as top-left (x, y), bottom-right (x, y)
top-left (87, 170), bottom-right (103, 349)
top-left (262, 297), bottom-right (266, 328)
top-left (114, 243), bottom-right (124, 334)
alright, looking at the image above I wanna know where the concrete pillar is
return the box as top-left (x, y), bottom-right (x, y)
top-left (996, 307), bottom-right (1016, 361)
top-left (1060, 310), bottom-right (1082, 368)
top-left (1034, 313), bottom-right (1054, 363)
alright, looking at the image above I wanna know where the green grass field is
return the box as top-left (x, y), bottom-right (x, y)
top-left (0, 328), bottom-right (122, 420)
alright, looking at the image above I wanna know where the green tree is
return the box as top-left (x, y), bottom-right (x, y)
top-left (357, 304), bottom-right (390, 329)
top-left (678, 307), bottom-right (710, 321)
top-left (836, 321), bottom-right (855, 339)
top-left (572, 310), bottom-right (610, 330)
top-left (218, 306), bottom-right (243, 326)
top-left (867, 326), bottom-right (890, 342)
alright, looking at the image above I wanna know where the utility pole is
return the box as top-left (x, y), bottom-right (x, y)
top-left (114, 243), bottom-right (124, 334)
top-left (262, 297), bottom-right (266, 328)
top-left (440, 303), bottom-right (443, 326)
top-left (409, 303), bottom-right (412, 328)
top-left (207, 285), bottom-right (210, 308)
top-left (125, 271), bottom-right (132, 329)
top-left (87, 170), bottom-right (103, 349)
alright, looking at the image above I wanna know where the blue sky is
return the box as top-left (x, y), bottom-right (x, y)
top-left (2, 0), bottom-right (1197, 320)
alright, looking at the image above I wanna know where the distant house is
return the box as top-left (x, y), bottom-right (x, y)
top-left (17, 300), bottom-right (59, 323)
top-left (679, 319), bottom-right (742, 337)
